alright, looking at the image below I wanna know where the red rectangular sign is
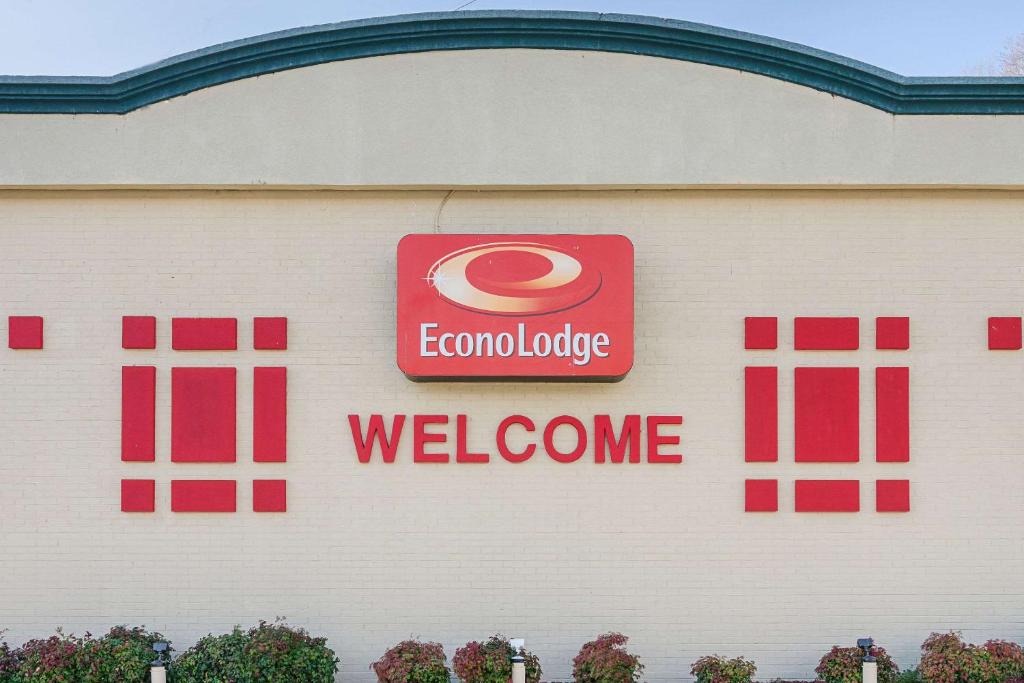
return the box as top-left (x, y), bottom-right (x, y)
top-left (397, 234), bottom-right (634, 380)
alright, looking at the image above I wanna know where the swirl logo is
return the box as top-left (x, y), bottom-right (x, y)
top-left (427, 242), bottom-right (602, 315)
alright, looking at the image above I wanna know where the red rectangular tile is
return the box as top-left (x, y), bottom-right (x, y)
top-left (795, 480), bottom-right (860, 512)
top-left (794, 317), bottom-right (859, 350)
top-left (171, 318), bottom-right (237, 350)
top-left (253, 480), bottom-right (287, 512)
top-left (795, 367), bottom-right (859, 462)
top-left (744, 479), bottom-right (778, 512)
top-left (876, 479), bottom-right (910, 512)
top-left (8, 316), bottom-right (43, 349)
top-left (988, 316), bottom-right (1022, 350)
top-left (876, 317), bottom-right (910, 350)
top-left (122, 366), bottom-right (156, 462)
top-left (171, 480), bottom-right (236, 512)
top-left (744, 317), bottom-right (777, 350)
top-left (876, 367), bottom-right (909, 462)
top-left (122, 316), bottom-right (156, 349)
top-left (171, 367), bottom-right (236, 462)
top-left (745, 366), bottom-right (778, 462)
top-left (254, 317), bottom-right (288, 350)
top-left (121, 479), bottom-right (155, 513)
top-left (253, 367), bottom-right (287, 462)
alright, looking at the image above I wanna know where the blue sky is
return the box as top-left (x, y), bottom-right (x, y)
top-left (1, 0), bottom-right (1023, 76)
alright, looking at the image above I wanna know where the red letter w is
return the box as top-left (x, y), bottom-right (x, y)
top-left (348, 414), bottom-right (406, 463)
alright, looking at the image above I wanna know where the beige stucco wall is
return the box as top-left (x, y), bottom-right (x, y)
top-left (2, 49), bottom-right (1024, 188)
top-left (1, 189), bottom-right (1022, 681)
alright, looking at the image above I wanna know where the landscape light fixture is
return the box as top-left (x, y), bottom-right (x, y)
top-left (857, 637), bottom-right (875, 662)
top-left (151, 640), bottom-right (169, 666)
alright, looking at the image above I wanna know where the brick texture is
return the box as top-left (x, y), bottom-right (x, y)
top-left (0, 189), bottom-right (1022, 681)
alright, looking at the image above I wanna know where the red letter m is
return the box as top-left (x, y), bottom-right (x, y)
top-left (594, 415), bottom-right (641, 463)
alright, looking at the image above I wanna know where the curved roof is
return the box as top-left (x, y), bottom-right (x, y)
top-left (1, 10), bottom-right (1023, 115)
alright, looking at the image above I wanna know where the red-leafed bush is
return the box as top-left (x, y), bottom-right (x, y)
top-left (690, 654), bottom-right (757, 683)
top-left (0, 632), bottom-right (22, 683)
top-left (983, 640), bottom-right (1024, 681)
top-left (14, 631), bottom-right (85, 683)
top-left (816, 644), bottom-right (898, 683)
top-left (918, 632), bottom-right (1009, 683)
top-left (572, 633), bottom-right (643, 683)
top-left (372, 639), bottom-right (450, 683)
top-left (453, 635), bottom-right (541, 683)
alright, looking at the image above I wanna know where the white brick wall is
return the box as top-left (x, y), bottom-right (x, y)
top-left (0, 189), bottom-right (1022, 681)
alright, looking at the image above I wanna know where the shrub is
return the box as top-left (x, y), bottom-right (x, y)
top-left (14, 631), bottom-right (86, 683)
top-left (0, 632), bottom-right (21, 683)
top-left (816, 644), bottom-right (898, 683)
top-left (918, 632), bottom-right (1004, 683)
top-left (895, 670), bottom-right (921, 683)
top-left (172, 621), bottom-right (337, 683)
top-left (372, 639), bottom-right (450, 683)
top-left (690, 654), bottom-right (757, 683)
top-left (983, 640), bottom-right (1024, 681)
top-left (572, 633), bottom-right (644, 683)
top-left (453, 634), bottom-right (541, 683)
top-left (171, 627), bottom-right (250, 682)
top-left (82, 625), bottom-right (171, 683)
top-left (238, 621), bottom-right (337, 682)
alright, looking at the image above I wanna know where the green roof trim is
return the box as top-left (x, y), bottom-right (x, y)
top-left (2, 10), bottom-right (1024, 115)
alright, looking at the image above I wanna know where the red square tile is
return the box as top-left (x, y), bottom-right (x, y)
top-left (254, 367), bottom-right (287, 462)
top-left (171, 480), bottom-right (236, 512)
top-left (744, 317), bottom-right (777, 350)
top-left (121, 479), bottom-right (155, 513)
top-left (253, 480), bottom-right (287, 512)
top-left (795, 367), bottom-right (859, 462)
top-left (794, 317), bottom-right (859, 350)
top-left (122, 366), bottom-right (156, 462)
top-left (744, 479), bottom-right (778, 512)
top-left (254, 317), bottom-right (288, 350)
top-left (795, 480), bottom-right (860, 512)
top-left (171, 318), bottom-right (237, 350)
top-left (876, 317), bottom-right (910, 350)
top-left (171, 367), bottom-right (236, 462)
top-left (988, 317), bottom-right (1022, 350)
top-left (122, 316), bottom-right (156, 349)
top-left (876, 479), bottom-right (910, 512)
top-left (745, 367), bottom-right (778, 462)
top-left (876, 367), bottom-right (909, 462)
top-left (8, 316), bottom-right (43, 349)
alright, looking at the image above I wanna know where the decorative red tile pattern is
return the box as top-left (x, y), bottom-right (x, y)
top-left (171, 480), bottom-right (236, 512)
top-left (254, 317), bottom-right (288, 350)
top-left (171, 367), bottom-right (237, 462)
top-left (876, 317), bottom-right (910, 350)
top-left (795, 480), bottom-right (859, 512)
top-left (744, 317), bottom-right (777, 350)
top-left (876, 367), bottom-right (910, 462)
top-left (253, 480), bottom-right (287, 512)
top-left (8, 316), bottom-right (43, 349)
top-left (744, 479), bottom-right (778, 512)
top-left (171, 317), bottom-right (237, 350)
top-left (794, 317), bottom-right (859, 350)
top-left (876, 480), bottom-right (910, 512)
top-left (744, 367), bottom-right (778, 462)
top-left (794, 367), bottom-right (859, 462)
top-left (122, 366), bottom-right (156, 462)
top-left (253, 367), bottom-right (287, 462)
top-left (988, 317), bottom-right (1022, 350)
top-left (121, 479), bottom-right (155, 512)
top-left (122, 316), bottom-right (157, 349)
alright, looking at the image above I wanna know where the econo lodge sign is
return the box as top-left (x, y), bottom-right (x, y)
top-left (397, 234), bottom-right (634, 380)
